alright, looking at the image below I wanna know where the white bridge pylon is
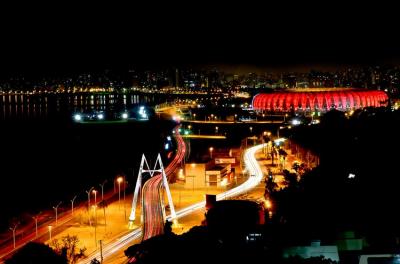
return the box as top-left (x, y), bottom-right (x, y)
top-left (129, 153), bottom-right (177, 224)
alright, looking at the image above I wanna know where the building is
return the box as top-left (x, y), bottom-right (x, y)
top-left (205, 163), bottom-right (231, 187)
top-left (283, 240), bottom-right (340, 262)
top-left (252, 88), bottom-right (388, 113)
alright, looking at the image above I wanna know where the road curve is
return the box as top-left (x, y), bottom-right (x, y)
top-left (141, 126), bottom-right (186, 240)
top-left (78, 143), bottom-right (264, 264)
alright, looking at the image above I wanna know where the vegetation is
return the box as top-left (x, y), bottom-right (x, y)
top-left (124, 108), bottom-right (400, 263)
top-left (50, 235), bottom-right (86, 264)
top-left (5, 242), bottom-right (67, 264)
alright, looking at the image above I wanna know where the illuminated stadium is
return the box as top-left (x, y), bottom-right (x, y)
top-left (252, 88), bottom-right (388, 112)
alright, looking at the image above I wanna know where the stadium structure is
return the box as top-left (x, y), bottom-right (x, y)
top-left (252, 88), bottom-right (388, 112)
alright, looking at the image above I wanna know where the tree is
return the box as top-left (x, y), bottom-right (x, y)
top-left (265, 174), bottom-right (278, 199)
top-left (90, 259), bottom-right (100, 264)
top-left (50, 235), bottom-right (86, 264)
top-left (283, 169), bottom-right (298, 188)
top-left (5, 242), bottom-right (67, 264)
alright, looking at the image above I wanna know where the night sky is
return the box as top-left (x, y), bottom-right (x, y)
top-left (0, 3), bottom-right (399, 75)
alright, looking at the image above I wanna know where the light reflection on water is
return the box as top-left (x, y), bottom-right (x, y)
top-left (0, 93), bottom-right (157, 120)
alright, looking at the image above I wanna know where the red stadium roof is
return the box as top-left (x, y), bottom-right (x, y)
top-left (252, 89), bottom-right (388, 112)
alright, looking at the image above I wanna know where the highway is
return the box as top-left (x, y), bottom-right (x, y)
top-left (141, 176), bottom-right (164, 240)
top-left (141, 126), bottom-right (186, 240)
top-left (78, 143), bottom-right (264, 264)
top-left (0, 185), bottom-right (126, 262)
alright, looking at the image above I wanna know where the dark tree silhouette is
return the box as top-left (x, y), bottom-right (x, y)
top-left (5, 242), bottom-right (67, 264)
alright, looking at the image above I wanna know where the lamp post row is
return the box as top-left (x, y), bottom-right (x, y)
top-left (10, 177), bottom-right (118, 249)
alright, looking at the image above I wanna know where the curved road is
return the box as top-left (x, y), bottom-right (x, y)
top-left (78, 143), bottom-right (264, 264)
top-left (141, 126), bottom-right (186, 240)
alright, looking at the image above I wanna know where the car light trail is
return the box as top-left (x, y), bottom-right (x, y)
top-left (78, 143), bottom-right (264, 264)
top-left (141, 126), bottom-right (186, 240)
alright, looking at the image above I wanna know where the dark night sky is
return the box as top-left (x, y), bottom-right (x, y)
top-left (0, 3), bottom-right (399, 75)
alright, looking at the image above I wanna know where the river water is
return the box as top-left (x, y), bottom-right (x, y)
top-left (0, 93), bottom-right (174, 231)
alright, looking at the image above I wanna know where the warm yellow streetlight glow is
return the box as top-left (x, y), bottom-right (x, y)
top-left (117, 176), bottom-right (123, 208)
top-left (48, 225), bottom-right (52, 241)
top-left (263, 131), bottom-right (271, 136)
top-left (92, 189), bottom-right (98, 205)
top-left (264, 199), bottom-right (272, 209)
top-left (178, 169), bottom-right (185, 180)
top-left (209, 147), bottom-right (214, 159)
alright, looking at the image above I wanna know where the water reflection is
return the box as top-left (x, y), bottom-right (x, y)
top-left (0, 93), bottom-right (159, 120)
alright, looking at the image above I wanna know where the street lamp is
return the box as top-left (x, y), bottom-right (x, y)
top-left (70, 195), bottom-right (77, 216)
top-left (215, 126), bottom-right (219, 134)
top-left (124, 178), bottom-right (127, 220)
top-left (9, 223), bottom-right (18, 249)
top-left (278, 126), bottom-right (284, 138)
top-left (53, 201), bottom-right (62, 226)
top-left (209, 147), bottom-right (214, 159)
top-left (117, 177), bottom-right (123, 208)
top-left (92, 189), bottom-right (98, 205)
top-left (85, 187), bottom-right (94, 212)
top-left (249, 126), bottom-right (253, 135)
top-left (32, 212), bottom-right (41, 238)
top-left (193, 113), bottom-right (196, 120)
top-left (99, 180), bottom-right (107, 201)
top-left (92, 205), bottom-right (97, 248)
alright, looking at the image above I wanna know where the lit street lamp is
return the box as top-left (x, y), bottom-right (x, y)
top-left (278, 126), bottom-right (284, 138)
top-left (215, 126), bottom-right (219, 134)
top-left (9, 223), bottom-right (18, 249)
top-left (249, 126), bottom-right (253, 135)
top-left (124, 178), bottom-right (127, 220)
top-left (86, 187), bottom-right (94, 227)
top-left (117, 177), bottom-right (123, 209)
top-left (70, 195), bottom-right (77, 216)
top-left (92, 189), bottom-right (98, 205)
top-left (53, 201), bottom-right (62, 226)
top-left (92, 205), bottom-right (97, 248)
top-left (209, 147), bottom-right (214, 159)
